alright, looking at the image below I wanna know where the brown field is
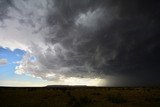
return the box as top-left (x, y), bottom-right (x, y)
top-left (0, 86), bottom-right (160, 107)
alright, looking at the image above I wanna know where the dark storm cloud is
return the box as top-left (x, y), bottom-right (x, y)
top-left (44, 0), bottom-right (160, 85)
top-left (0, 0), bottom-right (13, 21)
top-left (1, 0), bottom-right (159, 85)
top-left (106, 0), bottom-right (160, 86)
top-left (43, 0), bottom-right (114, 79)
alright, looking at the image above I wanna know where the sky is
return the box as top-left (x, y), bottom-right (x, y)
top-left (0, 0), bottom-right (160, 86)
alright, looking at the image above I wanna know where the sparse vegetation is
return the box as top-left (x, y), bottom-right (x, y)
top-left (107, 93), bottom-right (127, 104)
top-left (0, 87), bottom-right (160, 107)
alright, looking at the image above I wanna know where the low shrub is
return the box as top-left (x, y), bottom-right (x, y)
top-left (107, 94), bottom-right (127, 104)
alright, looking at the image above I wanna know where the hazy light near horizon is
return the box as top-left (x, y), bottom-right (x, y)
top-left (63, 77), bottom-right (106, 86)
top-left (0, 77), bottom-right (106, 87)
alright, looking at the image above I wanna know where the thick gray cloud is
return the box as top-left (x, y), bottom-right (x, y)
top-left (0, 0), bottom-right (13, 20)
top-left (0, 0), bottom-right (160, 86)
top-left (0, 0), bottom-right (13, 28)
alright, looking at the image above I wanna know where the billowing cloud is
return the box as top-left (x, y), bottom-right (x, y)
top-left (0, 0), bottom-right (160, 86)
top-left (0, 58), bottom-right (7, 65)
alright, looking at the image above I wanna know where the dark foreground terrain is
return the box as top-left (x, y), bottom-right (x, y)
top-left (0, 86), bottom-right (160, 107)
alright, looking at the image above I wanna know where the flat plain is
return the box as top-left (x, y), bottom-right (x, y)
top-left (0, 86), bottom-right (160, 107)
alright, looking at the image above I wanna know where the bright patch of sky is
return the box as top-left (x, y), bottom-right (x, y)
top-left (0, 47), bottom-right (45, 86)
